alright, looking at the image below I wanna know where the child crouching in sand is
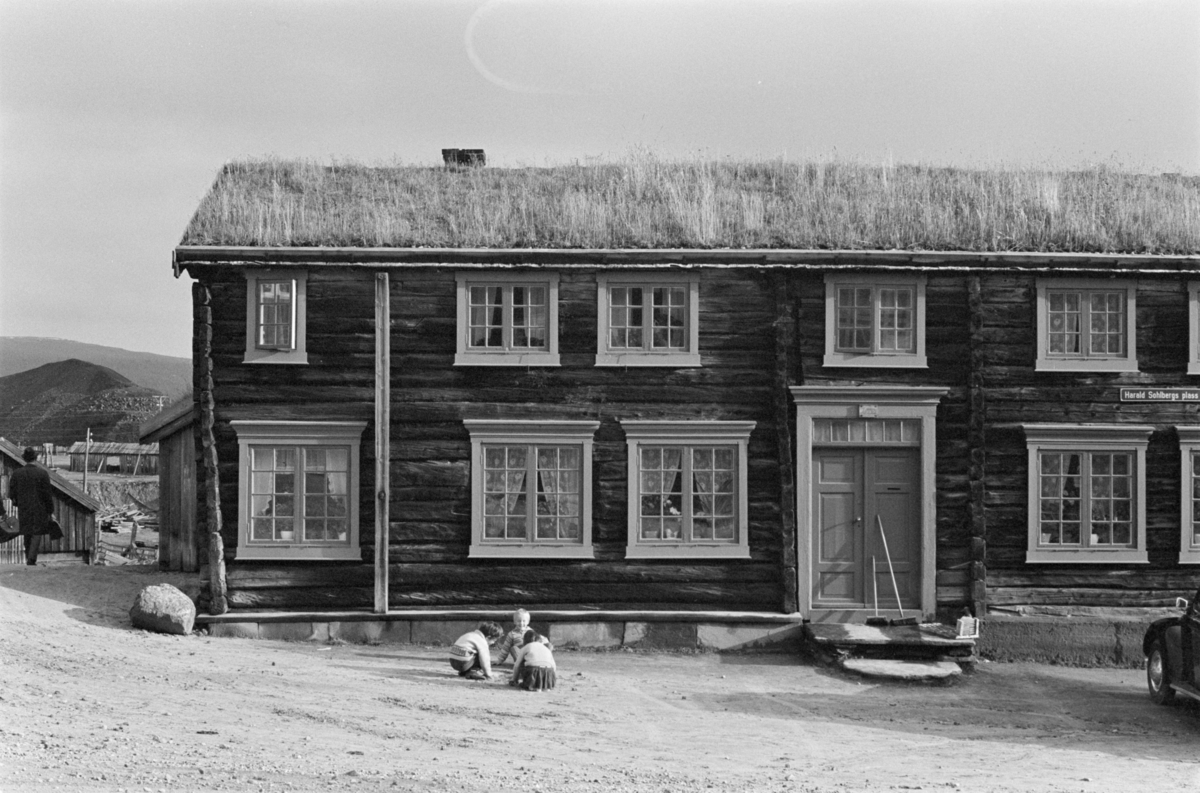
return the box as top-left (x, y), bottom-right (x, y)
top-left (449, 621), bottom-right (504, 680)
top-left (509, 630), bottom-right (556, 691)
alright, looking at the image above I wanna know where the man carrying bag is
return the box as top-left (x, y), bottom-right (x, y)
top-left (0, 447), bottom-right (60, 565)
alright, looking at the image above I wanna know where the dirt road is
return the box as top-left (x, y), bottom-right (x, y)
top-left (1, 565), bottom-right (1197, 792)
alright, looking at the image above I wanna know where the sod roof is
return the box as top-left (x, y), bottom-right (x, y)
top-left (180, 158), bottom-right (1200, 255)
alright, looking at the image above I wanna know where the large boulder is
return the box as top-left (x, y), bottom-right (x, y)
top-left (130, 584), bottom-right (196, 635)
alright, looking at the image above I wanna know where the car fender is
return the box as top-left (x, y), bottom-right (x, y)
top-left (1144, 621), bottom-right (1185, 680)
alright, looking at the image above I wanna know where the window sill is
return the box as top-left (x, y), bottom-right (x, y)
top-left (243, 350), bottom-right (308, 365)
top-left (454, 353), bottom-right (560, 367)
top-left (595, 352), bottom-right (701, 368)
top-left (625, 544), bottom-right (750, 560)
top-left (1179, 550), bottom-right (1200, 565)
top-left (236, 545), bottom-right (361, 561)
top-left (469, 544), bottom-right (594, 559)
top-left (1025, 549), bottom-right (1149, 564)
top-left (1035, 358), bottom-right (1139, 373)
top-left (823, 354), bottom-right (927, 369)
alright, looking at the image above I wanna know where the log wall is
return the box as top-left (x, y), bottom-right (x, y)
top-left (191, 262), bottom-right (1199, 616)
top-left (978, 274), bottom-right (1198, 609)
top-left (201, 267), bottom-right (785, 611)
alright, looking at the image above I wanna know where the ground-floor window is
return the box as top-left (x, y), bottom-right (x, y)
top-left (230, 421), bottom-right (366, 560)
top-left (1176, 426), bottom-right (1200, 564)
top-left (1022, 424), bottom-right (1151, 564)
top-left (619, 420), bottom-right (754, 559)
top-left (464, 420), bottom-right (598, 558)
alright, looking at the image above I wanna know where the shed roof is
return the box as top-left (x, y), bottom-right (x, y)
top-left (179, 158), bottom-right (1200, 256)
top-left (140, 397), bottom-right (196, 444)
top-left (66, 442), bottom-right (157, 456)
top-left (0, 438), bottom-right (101, 513)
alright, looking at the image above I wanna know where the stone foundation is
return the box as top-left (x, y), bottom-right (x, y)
top-left (200, 611), bottom-right (806, 652)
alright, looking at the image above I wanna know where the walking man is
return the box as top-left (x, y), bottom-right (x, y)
top-left (1, 447), bottom-right (56, 565)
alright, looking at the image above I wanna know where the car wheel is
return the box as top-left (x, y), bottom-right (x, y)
top-left (1146, 640), bottom-right (1176, 705)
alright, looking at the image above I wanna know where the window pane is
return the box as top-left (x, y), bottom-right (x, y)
top-left (257, 280), bottom-right (293, 349)
top-left (252, 495), bottom-right (273, 517)
top-left (835, 286), bottom-right (874, 352)
top-left (251, 518), bottom-right (273, 541)
top-left (482, 444), bottom-right (530, 541)
top-left (1047, 290), bottom-right (1082, 356)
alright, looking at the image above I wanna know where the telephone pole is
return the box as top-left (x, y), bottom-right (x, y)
top-left (82, 428), bottom-right (92, 494)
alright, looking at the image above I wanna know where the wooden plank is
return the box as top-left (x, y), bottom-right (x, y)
top-left (375, 272), bottom-right (390, 613)
top-left (225, 561), bottom-right (780, 588)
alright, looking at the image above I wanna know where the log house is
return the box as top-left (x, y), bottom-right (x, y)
top-left (170, 161), bottom-right (1200, 651)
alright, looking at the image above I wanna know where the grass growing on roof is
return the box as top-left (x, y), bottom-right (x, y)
top-left (181, 155), bottom-right (1200, 253)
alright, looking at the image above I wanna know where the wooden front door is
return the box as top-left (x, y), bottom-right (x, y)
top-left (813, 448), bottom-right (920, 613)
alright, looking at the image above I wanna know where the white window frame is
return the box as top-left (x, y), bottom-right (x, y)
top-left (454, 272), bottom-right (560, 366)
top-left (243, 269), bottom-right (308, 365)
top-left (1176, 426), bottom-right (1200, 564)
top-left (464, 419), bottom-right (598, 558)
top-left (619, 420), bottom-right (754, 560)
top-left (1035, 278), bottom-right (1137, 372)
top-left (231, 420), bottom-right (366, 561)
top-left (1188, 282), bottom-right (1200, 375)
top-left (1022, 424), bottom-right (1151, 564)
top-left (823, 274), bottom-right (927, 368)
top-left (596, 272), bottom-right (701, 367)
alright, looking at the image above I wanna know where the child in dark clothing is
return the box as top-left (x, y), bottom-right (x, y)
top-left (509, 630), bottom-right (556, 692)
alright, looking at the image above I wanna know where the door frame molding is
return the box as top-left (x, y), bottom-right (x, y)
top-left (790, 385), bottom-right (949, 620)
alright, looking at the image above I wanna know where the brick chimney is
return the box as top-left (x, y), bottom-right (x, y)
top-left (442, 149), bottom-right (486, 167)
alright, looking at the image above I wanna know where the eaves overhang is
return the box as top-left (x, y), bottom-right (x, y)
top-left (172, 245), bottom-right (1200, 278)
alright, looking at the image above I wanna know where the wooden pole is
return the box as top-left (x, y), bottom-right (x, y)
top-left (374, 272), bottom-right (390, 614)
top-left (82, 428), bottom-right (91, 493)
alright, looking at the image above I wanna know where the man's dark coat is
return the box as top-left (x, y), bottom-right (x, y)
top-left (8, 462), bottom-right (55, 535)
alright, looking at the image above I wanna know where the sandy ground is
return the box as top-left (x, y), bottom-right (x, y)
top-left (1, 565), bottom-right (1197, 793)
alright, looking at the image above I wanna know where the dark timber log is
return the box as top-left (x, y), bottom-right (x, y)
top-left (988, 587), bottom-right (1192, 608)
top-left (966, 275), bottom-right (988, 615)
top-left (771, 273), bottom-right (799, 612)
top-left (226, 581), bottom-right (780, 610)
top-left (195, 283), bottom-right (227, 615)
top-left (225, 561), bottom-right (779, 588)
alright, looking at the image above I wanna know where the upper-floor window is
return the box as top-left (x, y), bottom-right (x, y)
top-left (1177, 426), bottom-right (1200, 564)
top-left (619, 420), bottom-right (754, 559)
top-left (230, 420), bottom-right (366, 561)
top-left (244, 270), bottom-right (308, 364)
top-left (1022, 423), bottom-right (1150, 563)
top-left (455, 273), bottom-right (560, 366)
top-left (823, 274), bottom-right (927, 368)
top-left (464, 420), bottom-right (598, 558)
top-left (1035, 278), bottom-right (1137, 372)
top-left (596, 273), bottom-right (700, 367)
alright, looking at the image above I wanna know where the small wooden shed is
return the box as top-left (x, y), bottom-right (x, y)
top-left (140, 399), bottom-right (198, 571)
top-left (67, 441), bottom-right (159, 475)
top-left (0, 437), bottom-right (100, 564)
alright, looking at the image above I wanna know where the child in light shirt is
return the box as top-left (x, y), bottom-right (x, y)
top-left (448, 621), bottom-right (503, 680)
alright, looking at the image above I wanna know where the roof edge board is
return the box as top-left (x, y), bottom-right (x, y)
top-left (173, 245), bottom-right (1200, 273)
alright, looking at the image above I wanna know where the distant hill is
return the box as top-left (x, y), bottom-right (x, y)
top-left (0, 337), bottom-right (190, 400)
top-left (0, 359), bottom-right (168, 445)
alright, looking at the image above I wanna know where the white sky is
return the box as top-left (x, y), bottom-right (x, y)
top-left (1, 0), bottom-right (1197, 359)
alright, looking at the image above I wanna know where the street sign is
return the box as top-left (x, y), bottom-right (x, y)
top-left (1119, 388), bottom-right (1200, 402)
